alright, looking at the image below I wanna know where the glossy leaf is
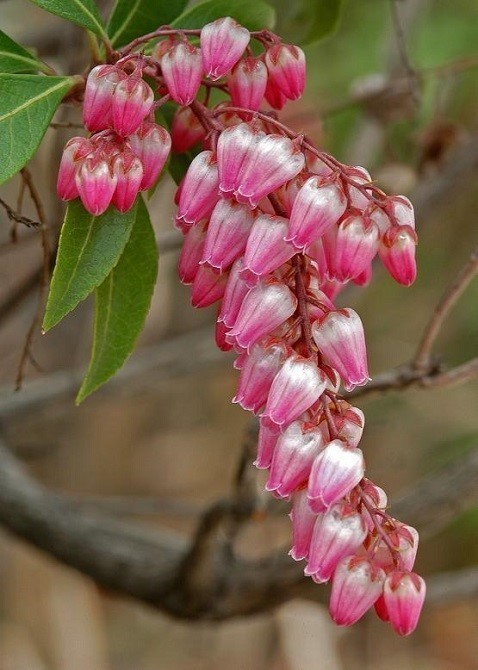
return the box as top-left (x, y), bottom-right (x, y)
top-left (172, 0), bottom-right (276, 31)
top-left (107, 0), bottom-right (188, 47)
top-left (29, 0), bottom-right (108, 39)
top-left (0, 30), bottom-right (45, 73)
top-left (273, 0), bottom-right (344, 45)
top-left (0, 74), bottom-right (76, 185)
top-left (43, 200), bottom-right (137, 331)
top-left (77, 197), bottom-right (157, 403)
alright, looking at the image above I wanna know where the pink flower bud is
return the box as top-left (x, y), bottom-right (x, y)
top-left (57, 137), bottom-right (93, 201)
top-left (289, 489), bottom-right (317, 561)
top-left (201, 199), bottom-right (255, 270)
top-left (254, 416), bottom-right (280, 469)
top-left (311, 308), bottom-right (370, 391)
top-left (305, 503), bottom-right (368, 581)
top-left (243, 214), bottom-right (296, 276)
top-left (128, 122), bottom-right (171, 190)
top-left (218, 258), bottom-right (251, 327)
top-left (111, 75), bottom-right (154, 137)
top-left (373, 524), bottom-right (419, 572)
top-left (171, 106), bottom-right (206, 153)
top-left (334, 404), bottom-right (365, 448)
top-left (235, 134), bottom-right (306, 208)
top-left (264, 75), bottom-right (287, 109)
top-left (228, 279), bottom-right (297, 350)
top-left (329, 557), bottom-right (386, 626)
top-left (75, 154), bottom-right (117, 216)
top-left (215, 318), bottom-right (233, 352)
top-left (308, 439), bottom-right (365, 509)
top-left (191, 265), bottom-right (227, 308)
top-left (233, 339), bottom-right (289, 413)
top-left (388, 195), bottom-right (415, 229)
top-left (178, 221), bottom-right (207, 284)
top-left (111, 151), bottom-right (143, 212)
top-left (379, 224), bottom-right (418, 286)
top-left (383, 571), bottom-right (426, 636)
top-left (332, 215), bottom-right (380, 281)
top-left (83, 64), bottom-right (125, 132)
top-left (265, 44), bottom-right (306, 101)
top-left (177, 150), bottom-right (220, 225)
top-left (266, 421), bottom-right (324, 497)
top-left (216, 122), bottom-right (264, 197)
top-left (346, 166), bottom-right (372, 210)
top-left (286, 175), bottom-right (347, 250)
top-left (228, 57), bottom-right (268, 111)
top-left (161, 42), bottom-right (203, 106)
top-left (200, 17), bottom-right (250, 80)
top-left (263, 354), bottom-right (327, 426)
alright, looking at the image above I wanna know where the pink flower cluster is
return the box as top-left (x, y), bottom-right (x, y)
top-left (57, 62), bottom-right (171, 215)
top-left (56, 16), bottom-right (425, 634)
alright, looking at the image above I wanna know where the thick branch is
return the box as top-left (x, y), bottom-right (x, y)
top-left (1, 432), bottom-right (478, 619)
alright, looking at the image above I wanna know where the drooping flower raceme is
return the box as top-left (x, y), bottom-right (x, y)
top-left (56, 15), bottom-right (423, 636)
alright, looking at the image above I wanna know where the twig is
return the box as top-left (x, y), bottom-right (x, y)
top-left (0, 197), bottom-right (41, 229)
top-left (414, 246), bottom-right (478, 371)
top-left (15, 169), bottom-right (51, 390)
top-left (49, 121), bottom-right (84, 129)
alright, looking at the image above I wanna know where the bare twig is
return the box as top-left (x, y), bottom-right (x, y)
top-left (14, 169), bottom-right (51, 390)
top-left (414, 246), bottom-right (478, 371)
top-left (0, 197), bottom-right (41, 229)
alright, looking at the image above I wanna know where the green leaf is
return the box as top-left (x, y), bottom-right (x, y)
top-left (172, 0), bottom-right (276, 31)
top-left (43, 200), bottom-right (137, 331)
top-left (0, 74), bottom-right (76, 185)
top-left (107, 0), bottom-right (188, 47)
top-left (29, 0), bottom-right (108, 39)
top-left (272, 0), bottom-right (344, 45)
top-left (76, 198), bottom-right (157, 402)
top-left (0, 30), bottom-right (44, 73)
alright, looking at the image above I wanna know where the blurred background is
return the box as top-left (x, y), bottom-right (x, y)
top-left (1, 0), bottom-right (478, 667)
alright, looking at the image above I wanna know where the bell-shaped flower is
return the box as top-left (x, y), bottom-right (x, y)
top-left (379, 224), bottom-right (417, 286)
top-left (233, 339), bottom-right (288, 413)
top-left (111, 151), bottom-right (143, 212)
top-left (228, 279), bottom-right (297, 350)
top-left (215, 318), bottom-right (233, 352)
top-left (57, 137), bottom-right (93, 201)
top-left (217, 122), bottom-right (265, 197)
top-left (305, 502), bottom-right (368, 581)
top-left (75, 154), bottom-right (117, 216)
top-left (177, 150), bottom-right (219, 225)
top-left (286, 175), bottom-right (347, 250)
top-left (263, 354), bottom-right (327, 426)
top-left (200, 17), bottom-right (250, 80)
top-left (243, 214), bottom-right (296, 276)
top-left (264, 75), bottom-right (287, 109)
top-left (161, 42), bottom-right (203, 106)
top-left (387, 195), bottom-right (415, 229)
top-left (308, 439), bottom-right (365, 509)
top-left (383, 571), bottom-right (426, 636)
top-left (191, 265), bottom-right (227, 308)
top-left (266, 421), bottom-right (324, 497)
top-left (346, 166), bottom-right (372, 210)
top-left (329, 557), bottom-right (386, 626)
top-left (83, 64), bottom-right (125, 132)
top-left (128, 122), bottom-right (171, 190)
top-left (111, 75), bottom-right (154, 137)
top-left (218, 258), bottom-right (251, 328)
top-left (178, 221), bottom-right (207, 285)
top-left (289, 489), bottom-right (317, 561)
top-left (334, 404), bottom-right (365, 448)
top-left (235, 134), bottom-right (305, 208)
top-left (265, 44), bottom-right (306, 101)
top-left (311, 308), bottom-right (370, 391)
top-left (332, 214), bottom-right (380, 282)
top-left (254, 417), bottom-right (280, 469)
top-left (171, 106), bottom-right (206, 153)
top-left (201, 199), bottom-right (255, 271)
top-left (228, 57), bottom-right (268, 111)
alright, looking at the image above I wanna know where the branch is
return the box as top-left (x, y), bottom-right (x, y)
top-left (1, 429), bottom-right (478, 619)
top-left (414, 246), bottom-right (478, 371)
top-left (0, 196), bottom-right (41, 229)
